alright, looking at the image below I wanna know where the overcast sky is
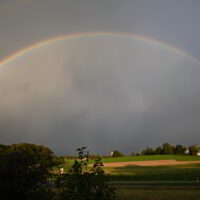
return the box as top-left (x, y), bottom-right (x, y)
top-left (0, 0), bottom-right (200, 155)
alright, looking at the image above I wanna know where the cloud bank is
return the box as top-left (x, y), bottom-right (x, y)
top-left (0, 36), bottom-right (200, 154)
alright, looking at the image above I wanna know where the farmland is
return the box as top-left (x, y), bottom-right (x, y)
top-left (60, 155), bottom-right (200, 181)
top-left (2, 144), bottom-right (200, 200)
top-left (115, 187), bottom-right (200, 200)
top-left (101, 155), bottom-right (200, 163)
top-left (62, 155), bottom-right (200, 169)
top-left (58, 155), bottom-right (200, 199)
top-left (105, 163), bottom-right (200, 181)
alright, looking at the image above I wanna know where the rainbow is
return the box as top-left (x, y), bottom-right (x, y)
top-left (0, 32), bottom-right (199, 66)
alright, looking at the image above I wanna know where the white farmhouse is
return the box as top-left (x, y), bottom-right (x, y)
top-left (184, 149), bottom-right (189, 155)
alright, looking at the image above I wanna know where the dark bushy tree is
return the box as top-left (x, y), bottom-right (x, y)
top-left (155, 146), bottom-right (162, 155)
top-left (56, 147), bottom-right (115, 200)
top-left (162, 143), bottom-right (175, 155)
top-left (189, 145), bottom-right (198, 156)
top-left (175, 145), bottom-right (186, 155)
top-left (0, 143), bottom-right (56, 200)
top-left (141, 147), bottom-right (155, 155)
top-left (112, 150), bottom-right (123, 157)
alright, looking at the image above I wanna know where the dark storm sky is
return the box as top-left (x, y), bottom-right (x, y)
top-left (0, 0), bottom-right (200, 155)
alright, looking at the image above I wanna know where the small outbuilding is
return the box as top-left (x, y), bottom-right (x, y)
top-left (184, 149), bottom-right (189, 155)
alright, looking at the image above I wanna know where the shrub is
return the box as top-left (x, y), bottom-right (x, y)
top-left (112, 150), bottom-right (123, 157)
top-left (56, 147), bottom-right (115, 200)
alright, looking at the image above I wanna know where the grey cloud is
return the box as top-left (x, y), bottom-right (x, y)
top-left (0, 36), bottom-right (200, 154)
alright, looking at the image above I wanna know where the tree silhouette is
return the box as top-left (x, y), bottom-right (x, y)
top-left (56, 147), bottom-right (115, 200)
top-left (0, 144), bottom-right (56, 200)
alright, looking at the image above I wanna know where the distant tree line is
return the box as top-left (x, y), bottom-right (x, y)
top-left (109, 144), bottom-right (200, 158)
top-left (139, 143), bottom-right (200, 156)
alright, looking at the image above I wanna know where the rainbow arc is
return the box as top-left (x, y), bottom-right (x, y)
top-left (0, 32), bottom-right (199, 66)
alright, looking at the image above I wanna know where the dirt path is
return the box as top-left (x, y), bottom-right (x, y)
top-left (102, 160), bottom-right (200, 167)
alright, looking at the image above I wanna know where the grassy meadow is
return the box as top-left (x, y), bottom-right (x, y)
top-left (106, 163), bottom-right (200, 181)
top-left (56, 155), bottom-right (200, 199)
top-left (57, 155), bottom-right (200, 181)
top-left (63, 155), bottom-right (200, 167)
top-left (101, 155), bottom-right (200, 163)
top-left (115, 187), bottom-right (200, 200)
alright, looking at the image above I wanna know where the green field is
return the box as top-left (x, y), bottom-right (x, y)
top-left (61, 155), bottom-right (200, 169)
top-left (105, 164), bottom-right (200, 181)
top-left (58, 155), bottom-right (200, 181)
top-left (57, 155), bottom-right (200, 199)
top-left (115, 187), bottom-right (200, 200)
top-left (101, 155), bottom-right (200, 163)
top-left (103, 156), bottom-right (200, 199)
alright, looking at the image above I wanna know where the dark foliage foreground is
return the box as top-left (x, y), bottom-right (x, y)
top-left (56, 147), bottom-right (115, 200)
top-left (0, 144), bottom-right (57, 200)
top-left (0, 144), bottom-right (115, 200)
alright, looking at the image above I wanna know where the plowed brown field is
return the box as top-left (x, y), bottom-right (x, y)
top-left (103, 160), bottom-right (200, 167)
